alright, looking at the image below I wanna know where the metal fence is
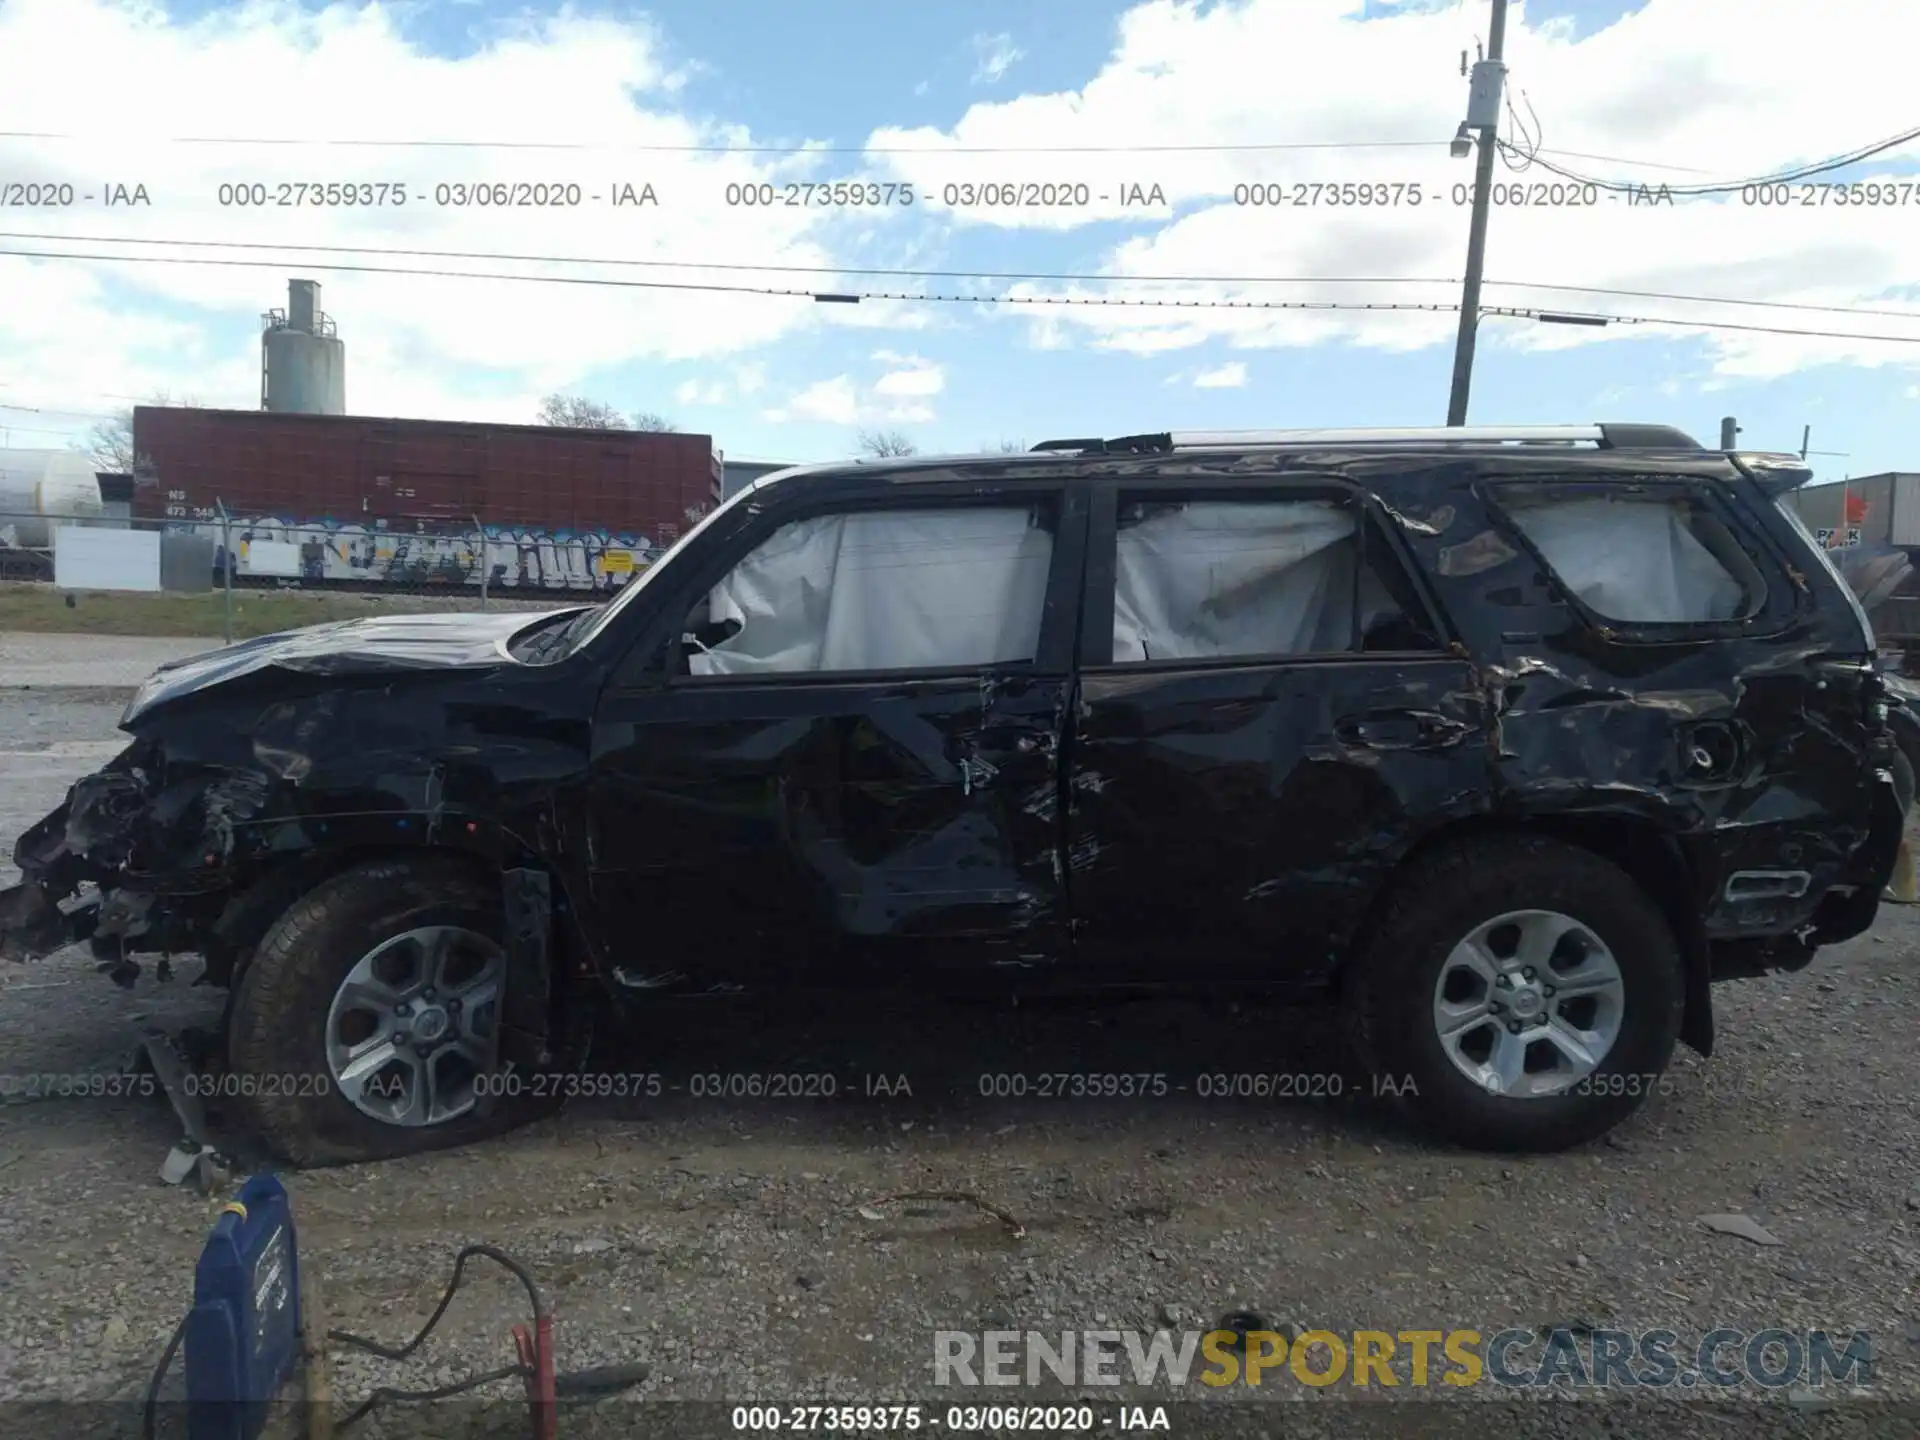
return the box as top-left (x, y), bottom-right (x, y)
top-left (0, 504), bottom-right (643, 644)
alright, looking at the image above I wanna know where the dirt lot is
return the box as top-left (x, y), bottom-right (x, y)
top-left (0, 670), bottom-right (1916, 1439)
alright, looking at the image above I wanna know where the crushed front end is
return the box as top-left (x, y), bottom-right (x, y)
top-left (0, 734), bottom-right (274, 981)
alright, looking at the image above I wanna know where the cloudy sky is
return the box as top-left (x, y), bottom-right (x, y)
top-left (0, 0), bottom-right (1916, 478)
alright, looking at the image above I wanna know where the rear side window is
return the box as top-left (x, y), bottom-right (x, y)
top-left (683, 503), bottom-right (1055, 676)
top-left (1109, 496), bottom-right (1439, 662)
top-left (1497, 490), bottom-right (1763, 624)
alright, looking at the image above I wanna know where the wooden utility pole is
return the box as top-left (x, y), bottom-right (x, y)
top-left (1445, 0), bottom-right (1511, 426)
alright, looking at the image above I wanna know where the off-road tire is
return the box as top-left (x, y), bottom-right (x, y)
top-left (1345, 834), bottom-right (1685, 1154)
top-left (228, 855), bottom-right (565, 1167)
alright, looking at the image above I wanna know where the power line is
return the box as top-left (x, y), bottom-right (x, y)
top-left (5, 242), bottom-right (1919, 344)
top-left (1499, 122), bottom-right (1920, 196)
top-left (0, 129), bottom-right (1712, 170)
top-left (0, 243), bottom-right (1451, 307)
top-left (5, 230), bottom-right (1918, 320)
top-left (0, 400), bottom-right (120, 418)
top-left (0, 421), bottom-right (89, 437)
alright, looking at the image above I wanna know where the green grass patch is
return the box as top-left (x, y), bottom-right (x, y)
top-left (0, 583), bottom-right (550, 640)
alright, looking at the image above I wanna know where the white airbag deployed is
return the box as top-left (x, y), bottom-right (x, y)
top-left (691, 507), bottom-right (1054, 675)
top-left (1502, 496), bottom-right (1747, 623)
top-left (1112, 500), bottom-right (1373, 661)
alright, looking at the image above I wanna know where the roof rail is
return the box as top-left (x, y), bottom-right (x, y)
top-left (1032, 424), bottom-right (1703, 455)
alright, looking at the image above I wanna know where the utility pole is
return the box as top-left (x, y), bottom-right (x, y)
top-left (1445, 0), bottom-right (1511, 426)
top-left (1720, 416), bottom-right (1741, 450)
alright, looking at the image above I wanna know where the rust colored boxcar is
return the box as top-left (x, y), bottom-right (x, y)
top-left (131, 407), bottom-right (722, 593)
top-left (132, 407), bottom-right (719, 542)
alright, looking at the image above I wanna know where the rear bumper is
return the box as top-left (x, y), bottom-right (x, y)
top-left (1803, 765), bottom-right (1907, 946)
top-left (1695, 762), bottom-right (1905, 973)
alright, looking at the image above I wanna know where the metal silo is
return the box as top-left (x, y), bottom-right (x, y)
top-left (261, 279), bottom-right (346, 414)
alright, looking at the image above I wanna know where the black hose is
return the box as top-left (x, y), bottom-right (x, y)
top-left (335, 1363), bottom-right (533, 1431)
top-left (140, 1315), bottom-right (189, 1440)
top-left (326, 1243), bottom-right (544, 1360)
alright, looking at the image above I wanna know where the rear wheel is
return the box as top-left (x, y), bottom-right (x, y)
top-left (228, 855), bottom-right (565, 1166)
top-left (1346, 834), bottom-right (1684, 1153)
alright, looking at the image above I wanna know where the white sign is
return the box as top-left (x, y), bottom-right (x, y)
top-left (53, 526), bottom-right (160, 591)
top-left (242, 540), bottom-right (302, 578)
top-left (1816, 527), bottom-right (1862, 550)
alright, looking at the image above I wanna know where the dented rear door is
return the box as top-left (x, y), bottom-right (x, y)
top-left (1062, 478), bottom-right (1493, 990)
top-left (582, 484), bottom-right (1086, 992)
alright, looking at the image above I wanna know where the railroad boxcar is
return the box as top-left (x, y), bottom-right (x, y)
top-left (132, 407), bottom-right (722, 593)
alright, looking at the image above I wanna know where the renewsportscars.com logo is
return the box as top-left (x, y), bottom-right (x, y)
top-left (934, 1327), bottom-right (1874, 1390)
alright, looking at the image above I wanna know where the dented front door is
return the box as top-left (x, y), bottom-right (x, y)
top-left (583, 489), bottom-right (1085, 993)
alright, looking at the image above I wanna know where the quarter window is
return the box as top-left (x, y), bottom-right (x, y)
top-left (1497, 490), bottom-right (1762, 624)
top-left (681, 503), bottom-right (1056, 676)
top-left (1110, 496), bottom-right (1437, 662)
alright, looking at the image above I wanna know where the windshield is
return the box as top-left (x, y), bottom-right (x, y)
top-left (562, 486), bottom-right (755, 657)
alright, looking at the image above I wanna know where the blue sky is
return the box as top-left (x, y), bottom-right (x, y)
top-left (0, 0), bottom-right (1915, 480)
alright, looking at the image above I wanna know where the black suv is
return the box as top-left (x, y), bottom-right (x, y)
top-left (1, 423), bottom-right (1902, 1163)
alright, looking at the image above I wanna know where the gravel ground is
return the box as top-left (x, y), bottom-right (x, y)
top-left (0, 683), bottom-right (1916, 1440)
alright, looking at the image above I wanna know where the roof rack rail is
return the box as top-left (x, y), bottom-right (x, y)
top-left (1030, 435), bottom-right (1169, 454)
top-left (1031, 424), bottom-right (1702, 454)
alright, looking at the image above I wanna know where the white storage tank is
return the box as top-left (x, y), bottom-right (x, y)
top-left (0, 449), bottom-right (106, 547)
top-left (262, 278), bottom-right (346, 415)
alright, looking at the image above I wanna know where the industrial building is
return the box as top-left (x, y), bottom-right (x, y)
top-left (1788, 473), bottom-right (1920, 651)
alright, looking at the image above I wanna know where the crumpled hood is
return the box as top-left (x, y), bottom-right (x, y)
top-left (122, 607), bottom-right (583, 725)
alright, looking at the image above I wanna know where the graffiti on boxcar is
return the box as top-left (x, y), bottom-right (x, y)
top-left (196, 516), bottom-right (668, 591)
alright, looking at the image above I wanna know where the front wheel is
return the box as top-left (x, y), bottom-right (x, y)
top-left (227, 855), bottom-right (567, 1166)
top-left (1346, 835), bottom-right (1685, 1153)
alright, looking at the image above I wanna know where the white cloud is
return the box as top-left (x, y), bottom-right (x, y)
top-left (971, 33), bottom-right (1024, 86)
top-left (0, 0), bottom-right (862, 422)
top-left (872, 352), bottom-right (945, 397)
top-left (764, 355), bottom-right (941, 426)
top-left (675, 378), bottom-right (730, 405)
top-left (861, 0), bottom-right (1920, 378)
top-left (769, 376), bottom-right (862, 426)
top-left (1193, 361), bottom-right (1248, 388)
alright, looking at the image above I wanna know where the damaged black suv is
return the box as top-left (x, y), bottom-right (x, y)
top-left (1, 423), bottom-right (1903, 1163)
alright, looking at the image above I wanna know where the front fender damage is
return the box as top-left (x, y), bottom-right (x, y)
top-left (0, 734), bottom-right (284, 976)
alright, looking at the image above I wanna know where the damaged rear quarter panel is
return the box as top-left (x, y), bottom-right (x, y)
top-left (1395, 456), bottom-right (1888, 941)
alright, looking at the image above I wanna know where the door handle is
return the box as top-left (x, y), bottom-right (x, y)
top-left (1335, 710), bottom-right (1472, 749)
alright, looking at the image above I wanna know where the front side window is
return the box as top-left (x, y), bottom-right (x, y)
top-left (1110, 496), bottom-right (1435, 662)
top-left (1496, 489), bottom-right (1761, 624)
top-left (683, 503), bottom-right (1056, 677)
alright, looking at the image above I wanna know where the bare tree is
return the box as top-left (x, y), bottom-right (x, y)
top-left (984, 438), bottom-right (1028, 454)
top-left (82, 412), bottom-right (138, 473)
top-left (536, 396), bottom-right (676, 432)
top-left (857, 428), bottom-right (919, 458)
top-left (77, 388), bottom-right (202, 474)
top-left (536, 394), bottom-right (625, 429)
